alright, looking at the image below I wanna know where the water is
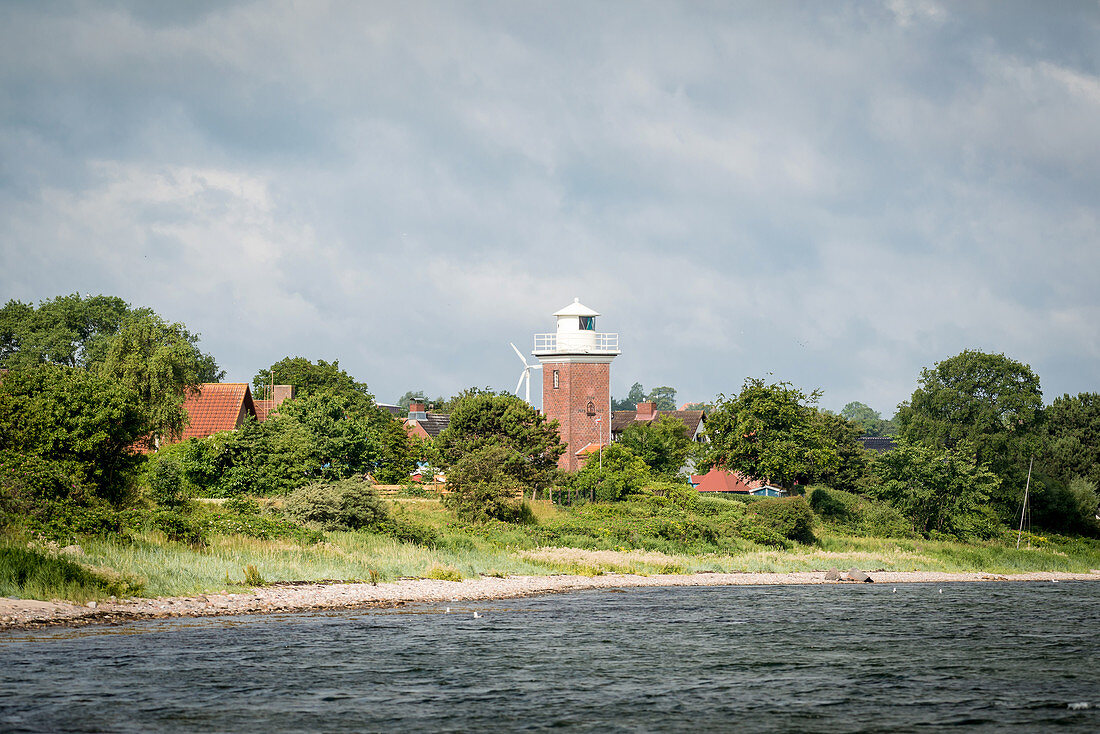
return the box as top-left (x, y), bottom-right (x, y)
top-left (1, 582), bottom-right (1097, 732)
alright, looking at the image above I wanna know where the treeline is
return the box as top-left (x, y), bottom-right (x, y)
top-left (698, 351), bottom-right (1099, 538)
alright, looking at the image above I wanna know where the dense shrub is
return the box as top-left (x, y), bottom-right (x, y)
top-left (283, 477), bottom-right (389, 532)
top-left (147, 509), bottom-right (206, 545)
top-left (443, 446), bottom-right (536, 524)
top-left (808, 487), bottom-right (857, 521)
top-left (568, 444), bottom-right (652, 503)
top-left (148, 460), bottom-right (185, 509)
top-left (751, 496), bottom-right (815, 543)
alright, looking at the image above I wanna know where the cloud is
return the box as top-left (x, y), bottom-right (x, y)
top-left (1, 0), bottom-right (1098, 413)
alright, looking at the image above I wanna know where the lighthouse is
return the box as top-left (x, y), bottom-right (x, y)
top-left (533, 298), bottom-right (620, 471)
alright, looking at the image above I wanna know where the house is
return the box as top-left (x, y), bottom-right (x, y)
top-left (150, 382), bottom-right (293, 449)
top-left (610, 402), bottom-right (707, 443)
top-left (857, 436), bottom-right (897, 453)
top-left (403, 401), bottom-right (451, 440)
top-left (690, 467), bottom-right (786, 497)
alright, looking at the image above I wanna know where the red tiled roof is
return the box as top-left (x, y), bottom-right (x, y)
top-left (575, 442), bottom-right (607, 456)
top-left (174, 383), bottom-right (256, 442)
top-left (611, 410), bottom-right (705, 438)
top-left (694, 467), bottom-right (767, 493)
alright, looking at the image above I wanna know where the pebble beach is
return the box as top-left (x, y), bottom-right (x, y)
top-left (3, 570), bottom-right (1098, 630)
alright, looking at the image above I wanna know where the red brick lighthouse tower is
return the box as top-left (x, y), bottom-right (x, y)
top-left (534, 299), bottom-right (620, 471)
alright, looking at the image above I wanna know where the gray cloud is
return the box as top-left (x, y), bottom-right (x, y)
top-left (2, 1), bottom-right (1098, 416)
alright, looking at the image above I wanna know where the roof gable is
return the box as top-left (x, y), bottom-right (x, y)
top-left (177, 383), bottom-right (256, 441)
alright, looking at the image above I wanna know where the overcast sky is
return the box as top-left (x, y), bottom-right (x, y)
top-left (2, 1), bottom-right (1098, 415)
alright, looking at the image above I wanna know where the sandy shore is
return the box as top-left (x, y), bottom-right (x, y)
top-left (3, 569), bottom-right (1098, 631)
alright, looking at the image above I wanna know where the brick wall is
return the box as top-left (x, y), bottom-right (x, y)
top-left (541, 361), bottom-right (610, 472)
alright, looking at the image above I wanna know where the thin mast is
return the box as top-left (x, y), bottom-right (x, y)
top-left (1016, 457), bottom-right (1034, 550)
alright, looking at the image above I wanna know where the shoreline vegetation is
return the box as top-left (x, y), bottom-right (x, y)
top-left (4, 494), bottom-right (1100, 631)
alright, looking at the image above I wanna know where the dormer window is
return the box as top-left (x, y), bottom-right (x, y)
top-left (579, 316), bottom-right (595, 331)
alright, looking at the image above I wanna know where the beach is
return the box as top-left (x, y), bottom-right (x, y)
top-left (3, 569), bottom-right (1098, 630)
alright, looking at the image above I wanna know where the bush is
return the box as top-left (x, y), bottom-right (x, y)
top-left (243, 564), bottom-right (265, 586)
top-left (149, 460), bottom-right (185, 509)
top-left (425, 564), bottom-right (462, 581)
top-left (734, 519), bottom-right (791, 548)
top-left (283, 477), bottom-right (389, 532)
top-left (808, 487), bottom-right (856, 521)
top-left (224, 496), bottom-right (262, 516)
top-left (443, 446), bottom-right (536, 523)
top-left (148, 509), bottom-right (206, 545)
top-left (751, 496), bottom-right (815, 543)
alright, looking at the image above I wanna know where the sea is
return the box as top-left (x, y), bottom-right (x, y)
top-left (1, 582), bottom-right (1097, 732)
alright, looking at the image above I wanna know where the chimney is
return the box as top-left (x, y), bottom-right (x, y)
top-left (272, 385), bottom-right (295, 405)
top-left (408, 401), bottom-right (427, 421)
top-left (636, 401), bottom-right (656, 420)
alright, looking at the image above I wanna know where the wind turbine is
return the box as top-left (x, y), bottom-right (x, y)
top-left (510, 342), bottom-right (542, 404)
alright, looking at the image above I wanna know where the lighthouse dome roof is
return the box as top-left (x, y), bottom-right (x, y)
top-left (553, 298), bottom-right (600, 317)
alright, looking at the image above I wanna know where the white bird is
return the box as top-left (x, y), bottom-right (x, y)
top-left (892, 588), bottom-right (896, 594)
top-left (445, 607), bottom-right (451, 614)
top-left (939, 588), bottom-right (943, 594)
top-left (472, 611), bottom-right (482, 619)
top-left (510, 342), bottom-right (542, 404)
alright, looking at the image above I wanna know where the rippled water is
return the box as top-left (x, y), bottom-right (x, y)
top-left (1, 582), bottom-right (1098, 732)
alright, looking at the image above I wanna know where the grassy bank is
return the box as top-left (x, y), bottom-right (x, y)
top-left (4, 495), bottom-right (1099, 602)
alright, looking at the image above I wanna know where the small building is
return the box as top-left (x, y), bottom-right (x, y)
top-left (856, 436), bottom-right (897, 453)
top-left (404, 401), bottom-right (451, 440)
top-left (691, 467), bottom-right (786, 497)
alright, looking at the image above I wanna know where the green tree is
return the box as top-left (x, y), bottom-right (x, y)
top-left (701, 379), bottom-right (839, 489)
top-left (569, 443), bottom-right (651, 502)
top-left (253, 357), bottom-right (373, 407)
top-left (618, 414), bottom-right (692, 477)
top-left (0, 366), bottom-right (148, 502)
top-left (613, 382), bottom-right (646, 411)
top-left (1040, 393), bottom-right (1100, 491)
top-left (872, 440), bottom-right (1000, 539)
top-left (0, 294), bottom-right (221, 379)
top-left (99, 313), bottom-right (216, 444)
top-left (442, 445), bottom-right (533, 523)
top-left (840, 401), bottom-right (896, 437)
top-left (896, 350), bottom-right (1043, 517)
top-left (646, 386), bottom-right (677, 411)
top-left (435, 393), bottom-right (565, 493)
top-left (433, 386), bottom-right (496, 414)
top-left (813, 410), bottom-right (870, 492)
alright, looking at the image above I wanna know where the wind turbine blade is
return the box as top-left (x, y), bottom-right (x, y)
top-left (515, 371), bottom-right (526, 396)
top-left (530, 364), bottom-right (542, 370)
top-left (524, 368), bottom-right (531, 404)
top-left (510, 342), bottom-right (528, 365)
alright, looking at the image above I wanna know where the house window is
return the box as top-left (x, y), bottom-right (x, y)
top-left (586, 401), bottom-right (596, 416)
top-left (553, 370), bottom-right (559, 389)
top-left (579, 316), bottom-right (595, 330)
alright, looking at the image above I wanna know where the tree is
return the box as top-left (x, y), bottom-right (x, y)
top-left (840, 401), bottom-right (896, 437)
top-left (701, 378), bottom-right (839, 489)
top-left (435, 393), bottom-right (565, 492)
top-left (0, 366), bottom-right (148, 502)
top-left (646, 386), bottom-right (677, 411)
top-left (896, 350), bottom-right (1043, 517)
top-left (99, 313), bottom-right (216, 443)
top-left (618, 414), bottom-right (692, 477)
top-left (872, 440), bottom-right (1000, 539)
top-left (569, 443), bottom-right (651, 502)
top-left (0, 294), bottom-right (221, 379)
top-left (432, 386), bottom-right (496, 414)
top-left (1040, 393), bottom-right (1100, 491)
top-left (442, 445), bottom-right (532, 523)
top-left (252, 357), bottom-right (373, 407)
top-left (613, 382), bottom-right (647, 411)
top-left (813, 410), bottom-right (870, 492)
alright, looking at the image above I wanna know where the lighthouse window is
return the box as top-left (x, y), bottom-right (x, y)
top-left (579, 316), bottom-right (595, 331)
top-left (553, 370), bottom-right (560, 389)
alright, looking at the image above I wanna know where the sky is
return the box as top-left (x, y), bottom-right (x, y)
top-left (2, 0), bottom-right (1098, 416)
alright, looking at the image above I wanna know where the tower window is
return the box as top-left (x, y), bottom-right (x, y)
top-left (579, 316), bottom-right (595, 330)
top-left (553, 370), bottom-right (559, 389)
top-left (586, 401), bottom-right (596, 416)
